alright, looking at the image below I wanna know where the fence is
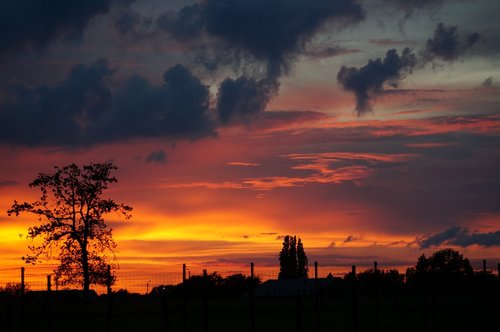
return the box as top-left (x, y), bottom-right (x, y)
top-left (0, 265), bottom-right (354, 295)
top-left (1, 260), bottom-right (500, 294)
top-left (1, 261), bottom-right (499, 332)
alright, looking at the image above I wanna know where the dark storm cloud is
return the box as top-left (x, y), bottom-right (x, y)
top-left (0, 0), bottom-right (111, 57)
top-left (451, 230), bottom-right (500, 247)
top-left (419, 226), bottom-right (500, 248)
top-left (158, 0), bottom-right (365, 76)
top-left (385, 0), bottom-right (444, 18)
top-left (423, 23), bottom-right (481, 62)
top-left (337, 48), bottom-right (417, 115)
top-left (0, 58), bottom-right (113, 145)
top-left (156, 3), bottom-right (205, 42)
top-left (153, 0), bottom-right (365, 127)
top-left (0, 60), bottom-right (216, 147)
top-left (146, 150), bottom-right (167, 164)
top-left (114, 8), bottom-right (144, 35)
top-left (418, 226), bottom-right (464, 248)
top-left (216, 76), bottom-right (279, 124)
top-left (93, 63), bottom-right (215, 143)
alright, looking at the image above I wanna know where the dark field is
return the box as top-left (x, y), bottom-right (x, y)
top-left (2, 288), bottom-right (499, 332)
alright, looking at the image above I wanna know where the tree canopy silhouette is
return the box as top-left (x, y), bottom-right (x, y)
top-left (406, 248), bottom-right (474, 289)
top-left (278, 235), bottom-right (309, 279)
top-left (415, 248), bottom-right (473, 278)
top-left (8, 162), bottom-right (132, 292)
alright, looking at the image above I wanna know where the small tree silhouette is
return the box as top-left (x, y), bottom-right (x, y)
top-left (406, 248), bottom-right (474, 292)
top-left (279, 235), bottom-right (309, 279)
top-left (415, 248), bottom-right (473, 279)
top-left (8, 162), bottom-right (132, 293)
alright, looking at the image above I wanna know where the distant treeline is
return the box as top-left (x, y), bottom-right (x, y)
top-left (1, 248), bottom-right (498, 298)
top-left (139, 248), bottom-right (499, 299)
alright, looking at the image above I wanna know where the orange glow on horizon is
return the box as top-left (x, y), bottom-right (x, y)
top-left (1, 107), bottom-right (499, 282)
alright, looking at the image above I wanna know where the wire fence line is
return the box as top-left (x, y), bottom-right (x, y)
top-left (2, 261), bottom-right (499, 295)
top-left (0, 264), bottom-right (358, 294)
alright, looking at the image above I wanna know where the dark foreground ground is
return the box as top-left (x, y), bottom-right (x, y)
top-left (1, 290), bottom-right (499, 332)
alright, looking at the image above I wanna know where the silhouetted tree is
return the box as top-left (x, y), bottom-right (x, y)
top-left (173, 272), bottom-right (261, 298)
top-left (279, 236), bottom-right (292, 278)
top-left (222, 273), bottom-right (261, 297)
top-left (406, 248), bottom-right (473, 291)
top-left (8, 162), bottom-right (132, 293)
top-left (357, 269), bottom-right (404, 291)
top-left (289, 236), bottom-right (297, 276)
top-left (297, 238), bottom-right (309, 278)
top-left (279, 235), bottom-right (309, 279)
top-left (416, 248), bottom-right (473, 279)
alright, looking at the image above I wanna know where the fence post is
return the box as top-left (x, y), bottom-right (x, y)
top-left (250, 262), bottom-right (255, 332)
top-left (107, 265), bottom-right (112, 332)
top-left (181, 264), bottom-right (187, 332)
top-left (498, 263), bottom-right (500, 280)
top-left (352, 265), bottom-right (358, 332)
top-left (374, 261), bottom-right (380, 332)
top-left (314, 261), bottom-right (319, 332)
top-left (20, 267), bottom-right (25, 330)
top-left (46, 275), bottom-right (52, 332)
top-left (483, 259), bottom-right (487, 273)
top-left (203, 269), bottom-right (208, 332)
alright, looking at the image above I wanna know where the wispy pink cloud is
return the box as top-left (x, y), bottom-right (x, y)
top-left (163, 152), bottom-right (415, 191)
top-left (225, 162), bottom-right (260, 167)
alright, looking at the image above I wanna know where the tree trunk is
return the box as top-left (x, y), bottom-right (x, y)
top-left (82, 247), bottom-right (90, 294)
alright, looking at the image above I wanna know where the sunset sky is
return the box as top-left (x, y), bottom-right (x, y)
top-left (1, 0), bottom-right (499, 277)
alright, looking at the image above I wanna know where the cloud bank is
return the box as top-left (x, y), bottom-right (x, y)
top-left (0, 59), bottom-right (216, 146)
top-left (0, 0), bottom-right (111, 57)
top-left (419, 226), bottom-right (500, 248)
top-left (216, 76), bottom-right (279, 124)
top-left (158, 0), bottom-right (365, 76)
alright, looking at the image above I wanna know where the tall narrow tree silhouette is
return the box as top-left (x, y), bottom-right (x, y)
top-left (279, 235), bottom-right (292, 278)
top-left (297, 238), bottom-right (309, 278)
top-left (289, 236), bottom-right (298, 276)
top-left (8, 162), bottom-right (132, 293)
top-left (279, 235), bottom-right (309, 279)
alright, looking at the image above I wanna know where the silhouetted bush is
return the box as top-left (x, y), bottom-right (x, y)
top-left (154, 272), bottom-right (261, 299)
top-left (357, 269), bottom-right (404, 295)
top-left (0, 282), bottom-right (27, 296)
